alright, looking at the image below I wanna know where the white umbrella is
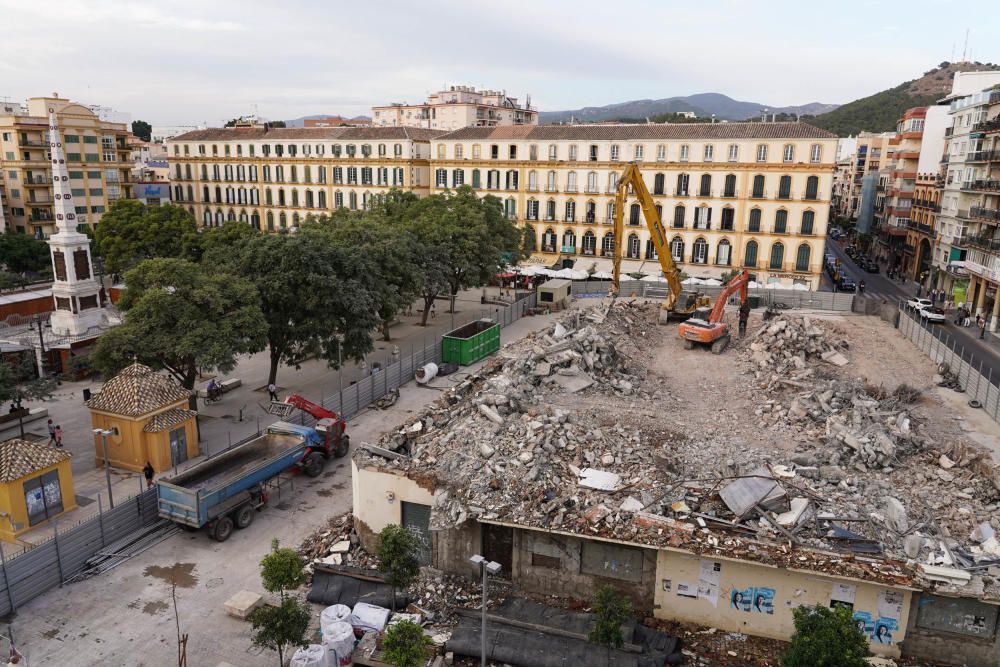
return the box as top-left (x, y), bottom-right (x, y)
top-left (681, 277), bottom-right (704, 285)
top-left (748, 281), bottom-right (762, 288)
top-left (554, 268), bottom-right (588, 280)
top-left (701, 278), bottom-right (722, 286)
top-left (641, 274), bottom-right (668, 283)
top-left (591, 270), bottom-right (613, 280)
top-left (792, 283), bottom-right (810, 291)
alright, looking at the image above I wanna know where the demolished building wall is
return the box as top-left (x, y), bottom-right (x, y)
top-left (351, 461), bottom-right (434, 549)
top-left (653, 550), bottom-right (913, 658)
top-left (901, 593), bottom-right (1000, 667)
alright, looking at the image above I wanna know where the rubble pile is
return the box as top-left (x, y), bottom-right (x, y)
top-left (745, 315), bottom-right (848, 385)
top-left (298, 512), bottom-right (378, 573)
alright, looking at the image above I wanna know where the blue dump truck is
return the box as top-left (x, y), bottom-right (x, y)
top-left (156, 420), bottom-right (348, 541)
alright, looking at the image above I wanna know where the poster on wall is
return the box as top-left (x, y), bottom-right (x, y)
top-left (873, 618), bottom-right (897, 644)
top-left (698, 560), bottom-right (721, 607)
top-left (831, 583), bottom-right (857, 606)
top-left (853, 611), bottom-right (874, 638)
top-left (876, 590), bottom-right (904, 620)
top-left (750, 587), bottom-right (775, 614)
top-left (729, 588), bottom-right (753, 612)
top-left (676, 582), bottom-right (697, 599)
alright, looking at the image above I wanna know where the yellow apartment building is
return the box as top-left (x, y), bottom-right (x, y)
top-left (165, 125), bottom-right (443, 230)
top-left (428, 123), bottom-right (838, 289)
top-left (0, 95), bottom-right (132, 238)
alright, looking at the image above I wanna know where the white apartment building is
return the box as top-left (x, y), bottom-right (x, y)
top-left (372, 86), bottom-right (537, 131)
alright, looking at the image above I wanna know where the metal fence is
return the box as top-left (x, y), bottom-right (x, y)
top-left (897, 306), bottom-right (1000, 424)
top-left (0, 292), bottom-right (538, 616)
top-left (569, 279), bottom-right (856, 312)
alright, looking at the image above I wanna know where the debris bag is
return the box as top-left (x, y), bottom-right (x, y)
top-left (350, 602), bottom-right (391, 634)
top-left (321, 604), bottom-right (352, 640)
top-left (307, 569), bottom-right (409, 609)
top-left (415, 363), bottom-right (438, 384)
top-left (290, 644), bottom-right (328, 667)
top-left (323, 621), bottom-right (356, 667)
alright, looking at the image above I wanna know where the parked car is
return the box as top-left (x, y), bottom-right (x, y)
top-left (845, 246), bottom-right (858, 258)
top-left (838, 278), bottom-right (857, 292)
top-left (906, 297), bottom-right (933, 311)
top-left (920, 307), bottom-right (946, 323)
top-left (863, 261), bottom-right (880, 274)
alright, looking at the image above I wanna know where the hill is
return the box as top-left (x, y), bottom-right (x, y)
top-left (539, 93), bottom-right (838, 124)
top-left (810, 62), bottom-right (1000, 136)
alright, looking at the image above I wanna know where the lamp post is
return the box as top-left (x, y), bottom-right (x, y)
top-left (93, 428), bottom-right (115, 508)
top-left (470, 554), bottom-right (501, 667)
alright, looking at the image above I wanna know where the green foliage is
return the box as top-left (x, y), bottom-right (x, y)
top-left (259, 538), bottom-right (307, 598)
top-left (377, 524), bottom-right (422, 610)
top-left (782, 605), bottom-right (869, 667)
top-left (522, 223), bottom-right (537, 254)
top-left (0, 232), bottom-right (50, 274)
top-left (248, 596), bottom-right (311, 666)
top-left (0, 354), bottom-right (56, 409)
top-left (199, 219), bottom-right (260, 255)
top-left (90, 258), bottom-right (266, 388)
top-left (131, 120), bottom-right (152, 142)
top-left (811, 83), bottom-right (939, 136)
top-left (93, 201), bottom-right (201, 275)
top-left (588, 586), bottom-right (631, 649)
top-left (382, 620), bottom-right (432, 667)
top-left (0, 271), bottom-right (28, 292)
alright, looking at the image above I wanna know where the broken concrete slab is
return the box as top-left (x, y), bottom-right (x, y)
top-left (619, 497), bottom-right (644, 513)
top-left (820, 350), bottom-right (849, 366)
top-left (776, 497), bottom-right (811, 528)
top-left (328, 540), bottom-right (351, 554)
top-left (551, 371), bottom-right (595, 394)
top-left (578, 468), bottom-right (622, 491)
top-left (719, 467), bottom-right (787, 519)
top-left (884, 497), bottom-right (908, 533)
top-left (478, 403), bottom-right (504, 425)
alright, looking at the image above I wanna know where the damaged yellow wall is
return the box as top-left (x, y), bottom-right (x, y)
top-left (653, 550), bottom-right (913, 658)
top-left (352, 463), bottom-right (434, 547)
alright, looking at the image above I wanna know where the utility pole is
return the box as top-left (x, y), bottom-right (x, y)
top-left (470, 554), bottom-right (501, 667)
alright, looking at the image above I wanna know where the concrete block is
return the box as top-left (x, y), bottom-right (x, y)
top-left (224, 590), bottom-right (263, 619)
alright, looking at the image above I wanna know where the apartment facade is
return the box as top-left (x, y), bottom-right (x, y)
top-left (836, 132), bottom-right (894, 230)
top-left (0, 96), bottom-right (132, 238)
top-left (372, 86), bottom-right (537, 131)
top-left (428, 123), bottom-right (837, 289)
top-left (166, 125), bottom-right (443, 230)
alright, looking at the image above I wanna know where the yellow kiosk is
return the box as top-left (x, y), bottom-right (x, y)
top-left (0, 438), bottom-right (75, 541)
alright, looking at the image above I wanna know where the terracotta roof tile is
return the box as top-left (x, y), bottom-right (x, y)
top-left (143, 408), bottom-right (197, 433)
top-left (436, 122), bottom-right (837, 141)
top-left (0, 439), bottom-right (71, 483)
top-left (169, 126), bottom-right (446, 142)
top-left (86, 363), bottom-right (191, 417)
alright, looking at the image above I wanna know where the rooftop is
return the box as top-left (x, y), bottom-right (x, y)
top-left (86, 363), bottom-right (191, 417)
top-left (437, 122), bottom-right (836, 141)
top-left (0, 438), bottom-right (71, 483)
top-left (169, 126), bottom-right (445, 143)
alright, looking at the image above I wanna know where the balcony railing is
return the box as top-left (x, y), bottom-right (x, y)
top-left (971, 205), bottom-right (1000, 222)
top-left (980, 118), bottom-right (1000, 133)
top-left (24, 175), bottom-right (50, 185)
top-left (962, 180), bottom-right (1000, 192)
top-left (966, 150), bottom-right (1000, 162)
top-left (962, 235), bottom-right (1000, 252)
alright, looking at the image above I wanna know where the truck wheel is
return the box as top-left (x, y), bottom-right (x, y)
top-left (234, 504), bottom-right (255, 529)
top-left (212, 516), bottom-right (234, 542)
top-left (334, 434), bottom-right (351, 458)
top-left (304, 452), bottom-right (324, 477)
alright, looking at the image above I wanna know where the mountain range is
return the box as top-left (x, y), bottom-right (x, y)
top-left (539, 93), bottom-right (839, 124)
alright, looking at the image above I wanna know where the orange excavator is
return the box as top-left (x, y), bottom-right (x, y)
top-left (677, 270), bottom-right (751, 354)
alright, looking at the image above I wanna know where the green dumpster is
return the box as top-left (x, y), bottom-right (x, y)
top-left (748, 295), bottom-right (761, 309)
top-left (441, 319), bottom-right (500, 366)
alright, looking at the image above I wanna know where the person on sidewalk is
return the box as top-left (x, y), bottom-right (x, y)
top-left (267, 382), bottom-right (278, 402)
top-left (859, 280), bottom-right (866, 294)
top-left (47, 419), bottom-right (56, 445)
top-left (54, 425), bottom-right (63, 447)
top-left (980, 317), bottom-right (987, 340)
top-left (143, 461), bottom-right (155, 488)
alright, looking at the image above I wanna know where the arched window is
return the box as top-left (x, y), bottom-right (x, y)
top-left (645, 239), bottom-right (658, 259)
top-left (318, 191), bottom-right (327, 208)
top-left (670, 236), bottom-right (685, 263)
top-left (565, 200), bottom-right (576, 222)
top-left (582, 231), bottom-right (596, 256)
top-left (585, 201), bottom-right (596, 223)
top-left (279, 212), bottom-right (287, 228)
top-left (601, 232), bottom-right (615, 257)
top-left (266, 211), bottom-right (274, 231)
top-left (801, 210), bottom-right (815, 235)
top-left (723, 174), bottom-right (736, 198)
top-left (278, 189), bottom-right (286, 206)
top-left (239, 211), bottom-right (248, 222)
top-left (505, 169), bottom-right (518, 190)
top-left (653, 173), bottom-right (665, 195)
top-left (673, 205), bottom-right (685, 228)
top-left (778, 175), bottom-right (792, 199)
top-left (769, 242), bottom-right (785, 269)
top-left (795, 244), bottom-right (811, 272)
top-left (805, 176), bottom-right (819, 200)
top-left (699, 174), bottom-right (712, 197)
top-left (744, 240), bottom-right (758, 267)
top-left (587, 171), bottom-right (598, 193)
top-left (251, 212), bottom-right (260, 229)
top-left (563, 230), bottom-right (576, 251)
top-left (692, 237), bottom-right (708, 264)
top-left (547, 170), bottom-right (557, 190)
top-left (567, 171), bottom-right (578, 192)
top-left (608, 172), bottom-right (618, 192)
top-left (215, 210), bottom-right (223, 226)
top-left (203, 210), bottom-right (211, 226)
top-left (542, 227), bottom-right (556, 252)
top-left (774, 209), bottom-right (788, 234)
top-left (227, 209), bottom-right (236, 221)
top-left (748, 208), bottom-right (762, 232)
top-left (676, 173), bottom-right (689, 196)
top-left (305, 190), bottom-right (314, 208)
top-left (292, 213), bottom-right (300, 225)
top-left (629, 203), bottom-right (641, 226)
top-left (716, 239), bottom-right (732, 265)
top-left (752, 175), bottom-right (765, 198)
top-left (627, 233), bottom-right (640, 259)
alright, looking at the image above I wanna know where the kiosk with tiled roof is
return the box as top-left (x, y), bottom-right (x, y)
top-left (0, 438), bottom-right (76, 541)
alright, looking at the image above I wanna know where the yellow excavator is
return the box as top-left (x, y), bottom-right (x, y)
top-left (611, 162), bottom-right (709, 323)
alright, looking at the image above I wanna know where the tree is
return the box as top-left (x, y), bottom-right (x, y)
top-left (0, 271), bottom-right (28, 292)
top-left (782, 604), bottom-right (869, 667)
top-left (90, 258), bottom-right (266, 389)
top-left (377, 524), bottom-right (422, 611)
top-left (131, 120), bottom-right (152, 142)
top-left (93, 201), bottom-right (201, 276)
top-left (0, 354), bottom-right (57, 437)
top-left (382, 620), bottom-right (432, 667)
top-left (0, 232), bottom-right (51, 274)
top-left (588, 585), bottom-right (632, 652)
top-left (209, 231), bottom-right (380, 386)
top-left (248, 539), bottom-right (311, 666)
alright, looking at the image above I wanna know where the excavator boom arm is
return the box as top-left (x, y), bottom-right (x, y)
top-left (706, 270), bottom-right (750, 323)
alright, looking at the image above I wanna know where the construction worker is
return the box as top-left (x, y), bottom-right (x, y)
top-left (738, 301), bottom-right (751, 338)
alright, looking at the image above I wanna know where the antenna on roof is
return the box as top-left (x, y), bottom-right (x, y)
top-left (962, 28), bottom-right (969, 62)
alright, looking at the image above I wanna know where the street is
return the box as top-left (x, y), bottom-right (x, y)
top-left (824, 236), bottom-right (1000, 388)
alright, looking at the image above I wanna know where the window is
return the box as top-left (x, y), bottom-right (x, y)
top-left (453, 169), bottom-right (464, 187)
top-left (795, 244), bottom-right (810, 272)
top-left (778, 175), bottom-right (792, 199)
top-left (509, 145), bottom-right (517, 159)
top-left (609, 144), bottom-right (620, 161)
top-left (361, 144), bottom-right (371, 157)
top-left (563, 229), bottom-right (576, 250)
top-left (548, 144), bottom-right (557, 160)
top-left (332, 144), bottom-right (342, 157)
top-left (751, 175), bottom-right (765, 198)
top-left (629, 203), bottom-right (641, 226)
top-left (542, 227), bottom-right (556, 252)
top-left (670, 237), bottom-right (684, 262)
top-left (471, 144), bottom-right (481, 159)
top-left (437, 144), bottom-right (446, 159)
top-left (566, 171), bottom-right (577, 192)
top-left (774, 210), bottom-right (788, 234)
top-left (582, 230), bottom-right (596, 255)
top-left (546, 171), bottom-right (557, 191)
top-left (490, 144), bottom-right (499, 159)
top-left (627, 233), bottom-right (640, 259)
top-left (526, 199), bottom-right (539, 220)
top-left (783, 144), bottom-right (794, 162)
top-left (679, 145), bottom-right (689, 161)
top-left (587, 171), bottom-right (598, 193)
top-left (653, 173), bottom-right (665, 195)
top-left (529, 144), bottom-right (538, 161)
top-left (645, 239), bottom-right (658, 259)
top-left (804, 176), bottom-right (819, 200)
top-left (505, 169), bottom-right (518, 190)
top-left (673, 205), bottom-right (685, 228)
top-left (744, 240), bottom-right (758, 267)
top-left (608, 172), bottom-right (618, 192)
top-left (634, 145), bottom-right (644, 161)
top-left (676, 173), bottom-right (689, 196)
top-left (565, 200), bottom-right (576, 222)
top-left (769, 242), bottom-right (784, 269)
top-left (703, 145), bottom-right (714, 162)
top-left (394, 143), bottom-right (403, 157)
top-left (546, 200), bottom-right (556, 221)
top-left (504, 198), bottom-right (516, 219)
top-left (793, 208), bottom-right (816, 238)
top-left (346, 144), bottom-right (356, 157)
top-left (721, 207), bottom-right (735, 231)
top-left (748, 208), bottom-right (761, 232)
top-left (568, 145), bottom-right (578, 161)
top-left (601, 232), bottom-right (615, 257)
top-left (723, 174), bottom-right (736, 197)
top-left (692, 237), bottom-right (708, 264)
top-left (717, 239), bottom-right (732, 265)
top-left (756, 144), bottom-right (768, 162)
top-left (699, 174), bottom-right (711, 197)
top-left (472, 169), bottom-right (481, 188)
top-left (810, 144), bottom-right (822, 163)
top-left (694, 206), bottom-right (712, 229)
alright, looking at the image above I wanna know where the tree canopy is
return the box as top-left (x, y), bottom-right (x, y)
top-left (0, 354), bottom-right (56, 436)
top-left (782, 604), bottom-right (869, 667)
top-left (131, 120), bottom-right (152, 142)
top-left (93, 201), bottom-right (201, 276)
top-left (377, 524), bottom-right (422, 611)
top-left (0, 232), bottom-right (51, 274)
top-left (91, 258), bottom-right (267, 388)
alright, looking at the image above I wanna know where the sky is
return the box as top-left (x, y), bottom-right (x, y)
top-left (2, 0), bottom-right (999, 126)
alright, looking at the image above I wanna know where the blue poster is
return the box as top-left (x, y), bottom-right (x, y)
top-left (873, 618), bottom-right (897, 644)
top-left (853, 611), bottom-right (874, 638)
top-left (750, 587), bottom-right (775, 614)
top-left (729, 588), bottom-right (752, 612)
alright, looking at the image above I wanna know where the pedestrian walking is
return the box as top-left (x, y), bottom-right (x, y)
top-left (47, 419), bottom-right (56, 445)
top-left (980, 317), bottom-right (987, 340)
top-left (54, 425), bottom-right (63, 447)
top-left (430, 302), bottom-right (436, 318)
top-left (267, 382), bottom-right (278, 402)
top-left (143, 461), bottom-right (155, 489)
top-left (859, 280), bottom-right (866, 294)
top-left (738, 301), bottom-right (751, 338)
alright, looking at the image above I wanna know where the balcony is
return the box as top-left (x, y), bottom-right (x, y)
top-left (981, 118), bottom-right (1000, 134)
top-left (904, 220), bottom-right (937, 238)
top-left (24, 175), bottom-right (50, 186)
top-left (26, 196), bottom-right (53, 205)
top-left (966, 150), bottom-right (1000, 162)
top-left (964, 235), bottom-right (1000, 253)
top-left (962, 180), bottom-right (1000, 193)
top-left (721, 190), bottom-right (738, 198)
top-left (749, 191), bottom-right (767, 199)
top-left (19, 138), bottom-right (48, 148)
top-left (945, 127), bottom-right (954, 137)
top-left (30, 213), bottom-right (53, 222)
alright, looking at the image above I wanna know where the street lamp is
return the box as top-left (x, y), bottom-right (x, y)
top-left (470, 554), bottom-right (501, 667)
top-left (93, 428), bottom-right (116, 508)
